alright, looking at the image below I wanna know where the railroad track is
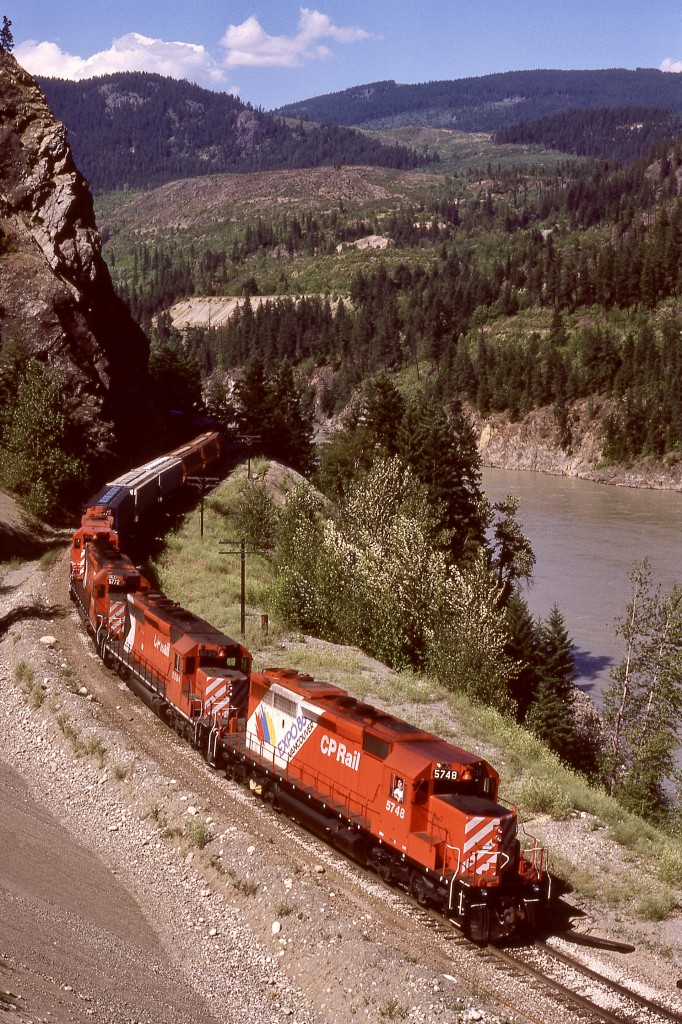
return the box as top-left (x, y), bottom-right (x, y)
top-left (400, 898), bottom-right (682, 1024)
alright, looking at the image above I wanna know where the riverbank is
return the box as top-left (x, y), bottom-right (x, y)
top-left (469, 399), bottom-right (682, 491)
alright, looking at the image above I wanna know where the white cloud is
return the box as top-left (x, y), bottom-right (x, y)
top-left (221, 7), bottom-right (373, 68)
top-left (15, 32), bottom-right (231, 89)
top-left (660, 57), bottom-right (682, 73)
top-left (13, 10), bottom-right (373, 89)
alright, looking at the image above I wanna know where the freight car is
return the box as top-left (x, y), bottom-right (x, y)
top-left (70, 432), bottom-right (222, 581)
top-left (68, 437), bottom-right (550, 945)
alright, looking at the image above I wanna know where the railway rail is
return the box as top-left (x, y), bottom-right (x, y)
top-left (398, 896), bottom-right (682, 1024)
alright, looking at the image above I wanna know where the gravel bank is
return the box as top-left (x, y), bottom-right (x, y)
top-left (1, 532), bottom-right (681, 1023)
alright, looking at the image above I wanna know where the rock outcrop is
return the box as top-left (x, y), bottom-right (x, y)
top-left (0, 51), bottom-right (149, 462)
top-left (469, 399), bottom-right (682, 490)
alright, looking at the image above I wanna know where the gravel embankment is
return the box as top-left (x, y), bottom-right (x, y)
top-left (1, 523), bottom-right (681, 1024)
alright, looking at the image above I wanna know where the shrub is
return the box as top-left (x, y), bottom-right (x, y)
top-left (185, 816), bottom-right (210, 849)
top-left (659, 845), bottom-right (682, 887)
top-left (636, 890), bottom-right (676, 921)
top-left (518, 776), bottom-right (574, 820)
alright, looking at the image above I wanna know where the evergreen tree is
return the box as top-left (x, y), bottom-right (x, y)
top-left (362, 372), bottom-right (405, 456)
top-left (2, 359), bottom-right (86, 519)
top-left (490, 495), bottom-right (536, 605)
top-left (398, 397), bottom-right (485, 561)
top-left (504, 593), bottom-right (542, 721)
top-left (0, 15), bottom-right (13, 52)
top-left (148, 336), bottom-right (203, 415)
top-left (234, 354), bottom-right (272, 439)
top-left (204, 373), bottom-right (237, 434)
top-left (268, 360), bottom-right (316, 475)
top-left (526, 604), bottom-right (586, 770)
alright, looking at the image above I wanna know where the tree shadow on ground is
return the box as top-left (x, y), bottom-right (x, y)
top-left (0, 603), bottom-right (66, 641)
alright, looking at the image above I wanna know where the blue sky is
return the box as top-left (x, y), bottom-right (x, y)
top-left (12, 1), bottom-right (682, 110)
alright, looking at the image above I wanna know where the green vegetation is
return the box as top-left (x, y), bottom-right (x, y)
top-left (185, 816), bottom-right (211, 849)
top-left (38, 72), bottom-right (434, 194)
top-left (55, 712), bottom-right (107, 764)
top-left (0, 351), bottom-right (88, 520)
top-left (275, 70), bottom-right (682, 133)
top-left (0, 15), bottom-right (13, 53)
top-left (155, 462), bottom-right (680, 886)
top-left (601, 560), bottom-right (682, 822)
top-left (15, 659), bottom-right (45, 709)
top-left (101, 128), bottom-right (682, 463)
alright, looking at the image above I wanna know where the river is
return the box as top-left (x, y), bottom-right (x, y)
top-left (482, 468), bottom-right (682, 708)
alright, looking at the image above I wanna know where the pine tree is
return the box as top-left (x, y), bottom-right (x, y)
top-left (234, 354), bottom-right (272, 440)
top-left (268, 360), bottom-right (315, 474)
top-left (3, 359), bottom-right (86, 519)
top-left (490, 495), bottom-right (535, 606)
top-left (204, 374), bottom-right (237, 435)
top-left (0, 16), bottom-right (13, 53)
top-left (398, 397), bottom-right (485, 561)
top-left (148, 337), bottom-right (203, 415)
top-left (362, 372), bottom-right (405, 456)
top-left (504, 593), bottom-right (541, 722)
top-left (526, 604), bottom-right (586, 769)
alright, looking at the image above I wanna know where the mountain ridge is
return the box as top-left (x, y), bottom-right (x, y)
top-left (37, 71), bottom-right (434, 193)
top-left (276, 68), bottom-right (682, 131)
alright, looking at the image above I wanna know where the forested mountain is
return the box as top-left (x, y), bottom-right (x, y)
top-left (276, 69), bottom-right (682, 132)
top-left (495, 107), bottom-right (682, 162)
top-left (37, 72), bottom-right (435, 192)
top-left (108, 129), bottom-right (682, 467)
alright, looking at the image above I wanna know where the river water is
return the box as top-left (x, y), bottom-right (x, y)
top-left (482, 468), bottom-right (682, 708)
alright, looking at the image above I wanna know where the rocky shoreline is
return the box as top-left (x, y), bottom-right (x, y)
top-left (469, 399), bottom-right (682, 491)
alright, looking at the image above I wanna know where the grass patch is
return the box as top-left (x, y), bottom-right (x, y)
top-left (517, 777), bottom-right (574, 821)
top-left (659, 845), bottom-right (682, 887)
top-left (224, 867), bottom-right (259, 896)
top-left (379, 996), bottom-right (409, 1020)
top-left (15, 659), bottom-right (46, 709)
top-left (38, 547), bottom-right (64, 571)
top-left (636, 890), bottom-right (677, 922)
top-left (185, 816), bottom-right (211, 849)
top-left (59, 663), bottom-right (81, 694)
top-left (150, 465), bottom-right (277, 643)
top-left (55, 712), bottom-right (107, 764)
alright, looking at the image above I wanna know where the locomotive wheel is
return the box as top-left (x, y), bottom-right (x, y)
top-left (467, 906), bottom-right (490, 945)
top-left (118, 664), bottom-right (130, 681)
top-left (523, 900), bottom-right (537, 934)
top-left (262, 784), bottom-right (279, 810)
top-left (409, 871), bottom-right (429, 906)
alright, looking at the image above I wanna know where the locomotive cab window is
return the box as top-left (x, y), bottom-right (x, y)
top-left (185, 656), bottom-right (196, 675)
top-left (391, 776), bottom-right (405, 802)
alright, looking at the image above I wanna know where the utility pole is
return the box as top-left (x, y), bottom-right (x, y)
top-left (234, 435), bottom-right (262, 478)
top-left (186, 474), bottom-right (219, 537)
top-left (219, 538), bottom-right (271, 636)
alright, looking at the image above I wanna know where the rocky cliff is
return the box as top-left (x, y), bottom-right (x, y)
top-left (470, 398), bottom-right (682, 490)
top-left (0, 51), bottom-right (149, 462)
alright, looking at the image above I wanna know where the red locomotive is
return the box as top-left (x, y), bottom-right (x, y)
top-left (69, 434), bottom-right (550, 944)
